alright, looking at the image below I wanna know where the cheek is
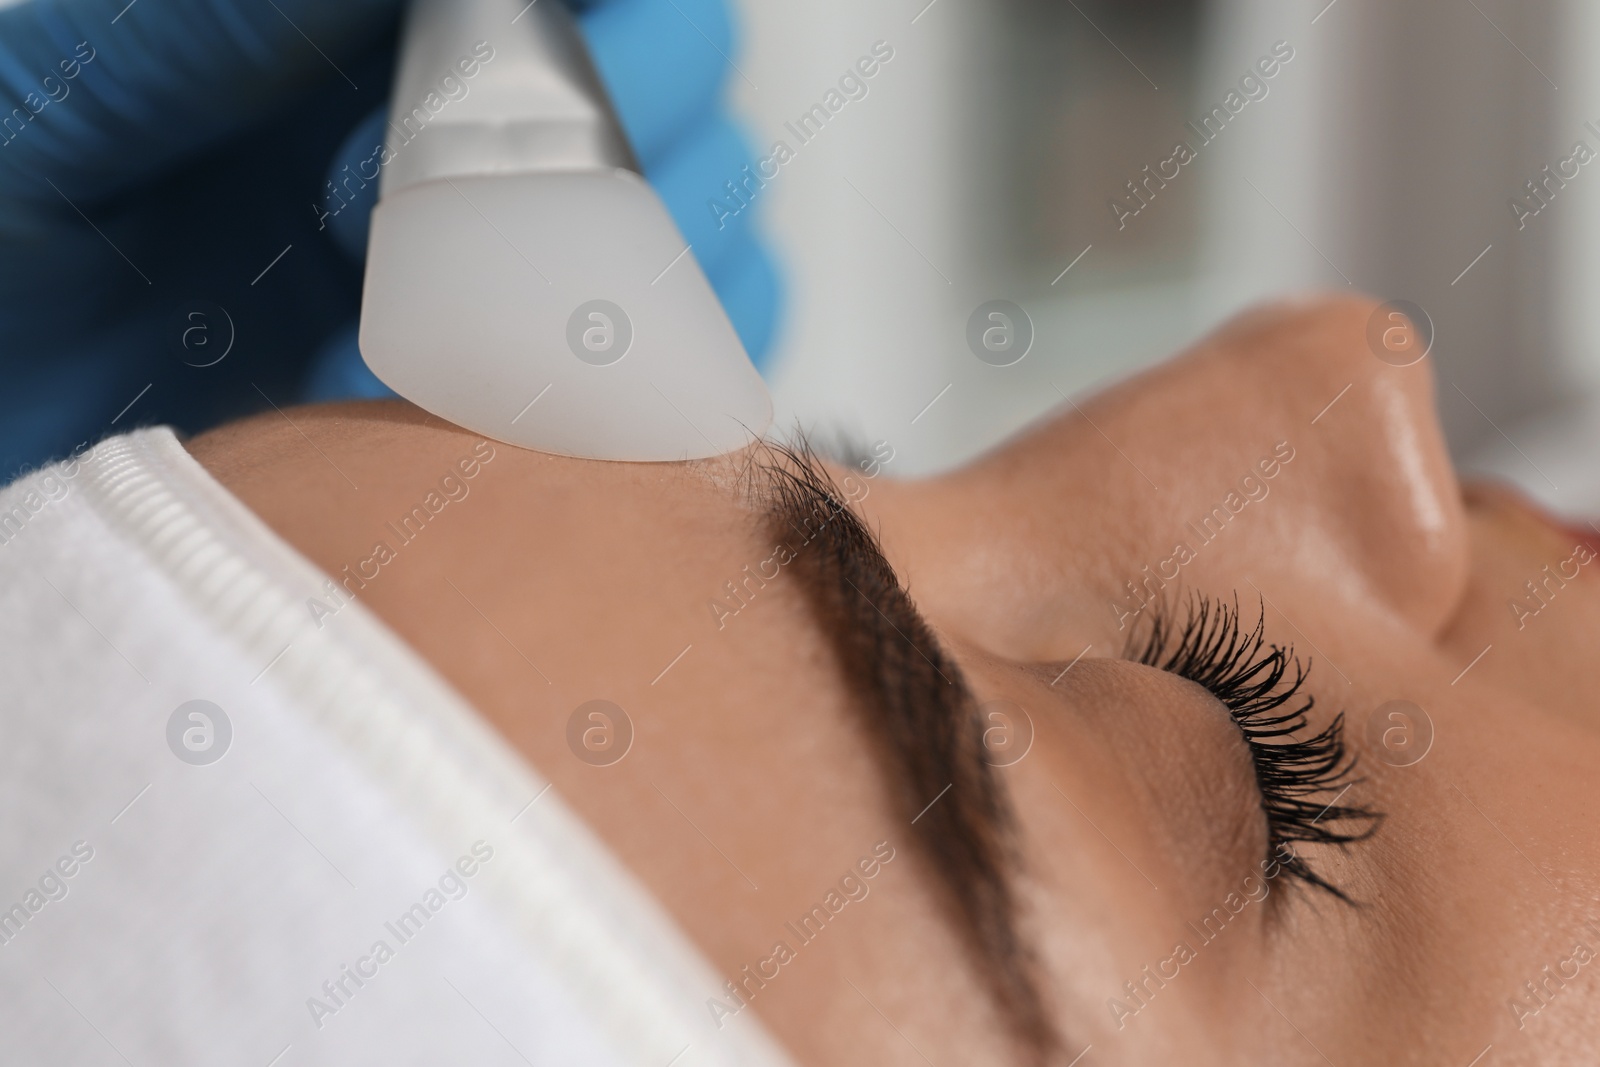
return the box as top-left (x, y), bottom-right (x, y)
top-left (1437, 488), bottom-right (1600, 730)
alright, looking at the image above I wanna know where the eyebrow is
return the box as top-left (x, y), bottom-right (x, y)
top-left (754, 443), bottom-right (1058, 1061)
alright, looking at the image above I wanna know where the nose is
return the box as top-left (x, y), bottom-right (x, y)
top-left (865, 294), bottom-right (1472, 663)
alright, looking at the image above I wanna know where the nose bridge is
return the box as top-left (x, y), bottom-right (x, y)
top-left (864, 297), bottom-right (1471, 663)
top-left (1086, 296), bottom-right (1473, 638)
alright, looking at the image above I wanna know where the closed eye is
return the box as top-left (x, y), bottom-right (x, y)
top-left (1125, 593), bottom-right (1383, 901)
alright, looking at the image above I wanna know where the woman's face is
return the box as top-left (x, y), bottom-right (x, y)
top-left (864, 294), bottom-right (1600, 1064)
top-left (193, 295), bottom-right (1600, 1065)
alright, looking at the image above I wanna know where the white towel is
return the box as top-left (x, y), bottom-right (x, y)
top-left (0, 427), bottom-right (794, 1067)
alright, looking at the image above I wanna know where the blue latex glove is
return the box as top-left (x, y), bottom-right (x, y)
top-left (0, 0), bottom-right (782, 477)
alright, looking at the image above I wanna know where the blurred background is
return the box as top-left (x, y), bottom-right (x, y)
top-left (8, 0), bottom-right (1595, 511)
top-left (741, 0), bottom-right (1600, 512)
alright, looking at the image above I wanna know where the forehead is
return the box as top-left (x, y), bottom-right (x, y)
top-left (476, 445), bottom-right (867, 704)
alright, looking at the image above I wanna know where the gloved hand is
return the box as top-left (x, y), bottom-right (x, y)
top-left (0, 0), bottom-right (782, 476)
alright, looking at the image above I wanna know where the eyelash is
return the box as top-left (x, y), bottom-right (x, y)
top-left (1126, 593), bottom-right (1382, 900)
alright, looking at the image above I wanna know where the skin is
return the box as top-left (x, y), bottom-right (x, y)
top-left (188, 295), bottom-right (1600, 1065)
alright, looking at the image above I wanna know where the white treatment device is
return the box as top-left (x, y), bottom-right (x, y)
top-left (358, 0), bottom-right (773, 461)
